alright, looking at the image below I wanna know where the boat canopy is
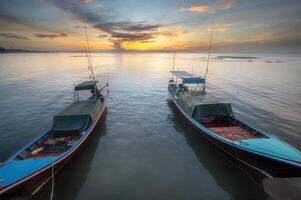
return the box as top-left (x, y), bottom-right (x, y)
top-left (74, 81), bottom-right (98, 91)
top-left (53, 99), bottom-right (102, 135)
top-left (193, 103), bottom-right (233, 120)
top-left (171, 70), bottom-right (205, 84)
top-left (176, 92), bottom-right (233, 118)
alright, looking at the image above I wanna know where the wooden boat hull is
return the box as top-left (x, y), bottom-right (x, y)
top-left (0, 106), bottom-right (107, 200)
top-left (0, 155), bottom-right (69, 199)
top-left (169, 96), bottom-right (301, 178)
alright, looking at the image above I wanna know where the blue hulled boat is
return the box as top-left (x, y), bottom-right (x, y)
top-left (0, 80), bottom-right (108, 199)
top-left (168, 70), bottom-right (301, 177)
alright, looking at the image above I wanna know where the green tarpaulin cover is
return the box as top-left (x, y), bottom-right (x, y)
top-left (53, 99), bottom-right (102, 135)
top-left (176, 92), bottom-right (233, 120)
top-left (193, 103), bottom-right (233, 120)
top-left (74, 81), bottom-right (97, 91)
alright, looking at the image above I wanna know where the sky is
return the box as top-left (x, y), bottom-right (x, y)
top-left (0, 0), bottom-right (300, 53)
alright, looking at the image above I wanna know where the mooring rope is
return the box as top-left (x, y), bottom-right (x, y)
top-left (50, 159), bottom-right (54, 200)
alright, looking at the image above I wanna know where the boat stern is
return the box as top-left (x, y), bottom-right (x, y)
top-left (0, 157), bottom-right (57, 197)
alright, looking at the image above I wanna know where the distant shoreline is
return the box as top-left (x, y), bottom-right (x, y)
top-left (217, 56), bottom-right (258, 59)
top-left (0, 47), bottom-right (300, 54)
top-left (0, 47), bottom-right (52, 53)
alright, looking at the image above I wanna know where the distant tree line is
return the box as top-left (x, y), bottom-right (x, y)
top-left (0, 47), bottom-right (32, 53)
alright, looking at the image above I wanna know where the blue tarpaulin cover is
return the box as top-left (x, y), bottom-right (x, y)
top-left (182, 77), bottom-right (205, 84)
top-left (171, 70), bottom-right (205, 84)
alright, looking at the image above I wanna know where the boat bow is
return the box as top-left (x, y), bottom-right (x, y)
top-left (235, 137), bottom-right (301, 165)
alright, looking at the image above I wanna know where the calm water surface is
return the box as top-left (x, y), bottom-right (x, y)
top-left (0, 52), bottom-right (300, 199)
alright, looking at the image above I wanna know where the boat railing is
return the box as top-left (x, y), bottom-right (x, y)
top-left (172, 83), bottom-right (206, 96)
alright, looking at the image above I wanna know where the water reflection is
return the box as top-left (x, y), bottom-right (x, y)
top-left (167, 100), bottom-right (269, 200)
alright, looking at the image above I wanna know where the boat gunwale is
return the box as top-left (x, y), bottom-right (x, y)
top-left (8, 129), bottom-right (52, 162)
top-left (0, 103), bottom-right (106, 195)
top-left (169, 93), bottom-right (301, 168)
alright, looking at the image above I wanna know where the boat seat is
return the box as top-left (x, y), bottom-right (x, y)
top-left (31, 147), bottom-right (44, 155)
top-left (28, 144), bottom-right (38, 151)
top-left (30, 151), bottom-right (62, 158)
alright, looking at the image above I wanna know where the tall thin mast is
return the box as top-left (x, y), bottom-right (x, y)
top-left (203, 22), bottom-right (214, 93)
top-left (205, 22), bottom-right (214, 79)
top-left (84, 46), bottom-right (92, 81)
top-left (172, 51), bottom-right (176, 81)
top-left (84, 26), bottom-right (96, 82)
top-left (83, 27), bottom-right (92, 68)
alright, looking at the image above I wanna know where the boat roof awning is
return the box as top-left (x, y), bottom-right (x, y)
top-left (182, 77), bottom-right (205, 84)
top-left (53, 115), bottom-right (90, 135)
top-left (53, 99), bottom-right (102, 135)
top-left (176, 92), bottom-right (232, 117)
top-left (171, 70), bottom-right (205, 84)
top-left (74, 81), bottom-right (97, 91)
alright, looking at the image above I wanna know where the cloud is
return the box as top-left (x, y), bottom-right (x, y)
top-left (47, 0), bottom-right (189, 50)
top-left (0, 33), bottom-right (29, 40)
top-left (180, 0), bottom-right (235, 13)
top-left (156, 31), bottom-right (187, 37)
top-left (94, 22), bottom-right (161, 49)
top-left (79, 0), bottom-right (91, 4)
top-left (180, 6), bottom-right (215, 13)
top-left (120, 24), bottom-right (160, 32)
top-left (112, 40), bottom-right (124, 51)
top-left (47, 0), bottom-right (100, 22)
top-left (98, 30), bottom-right (186, 50)
top-left (98, 34), bottom-right (109, 39)
top-left (111, 31), bottom-right (154, 41)
top-left (35, 32), bottom-right (68, 39)
top-left (46, 0), bottom-right (163, 50)
top-left (0, 14), bottom-right (34, 28)
top-left (94, 22), bottom-right (160, 33)
top-left (217, 0), bottom-right (235, 10)
top-left (98, 30), bottom-right (156, 50)
top-left (0, 14), bottom-right (24, 24)
top-left (138, 40), bottom-right (155, 43)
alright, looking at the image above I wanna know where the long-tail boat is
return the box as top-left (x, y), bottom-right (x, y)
top-left (0, 28), bottom-right (108, 199)
top-left (0, 80), bottom-right (108, 199)
top-left (168, 70), bottom-right (301, 177)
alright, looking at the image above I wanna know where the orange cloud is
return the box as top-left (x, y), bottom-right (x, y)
top-left (156, 31), bottom-right (187, 37)
top-left (180, 0), bottom-right (235, 13)
top-left (79, 0), bottom-right (91, 4)
top-left (180, 6), bottom-right (215, 13)
top-left (119, 31), bottom-right (188, 50)
top-left (217, 0), bottom-right (235, 10)
top-left (35, 32), bottom-right (68, 39)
